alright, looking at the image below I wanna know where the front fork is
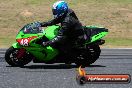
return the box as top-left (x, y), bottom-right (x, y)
top-left (12, 42), bottom-right (26, 58)
top-left (16, 48), bottom-right (26, 58)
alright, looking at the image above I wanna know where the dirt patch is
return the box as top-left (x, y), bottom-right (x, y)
top-left (127, 13), bottom-right (132, 18)
top-left (118, 8), bottom-right (131, 11)
top-left (20, 10), bottom-right (34, 17)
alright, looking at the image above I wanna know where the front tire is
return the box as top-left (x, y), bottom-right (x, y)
top-left (5, 47), bottom-right (32, 67)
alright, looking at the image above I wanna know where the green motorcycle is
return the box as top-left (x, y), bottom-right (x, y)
top-left (5, 22), bottom-right (108, 67)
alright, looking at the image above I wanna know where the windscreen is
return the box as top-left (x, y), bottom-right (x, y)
top-left (20, 24), bottom-right (43, 34)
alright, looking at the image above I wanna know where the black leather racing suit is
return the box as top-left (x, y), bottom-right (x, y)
top-left (41, 9), bottom-right (84, 59)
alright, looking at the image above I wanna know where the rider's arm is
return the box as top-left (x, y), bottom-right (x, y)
top-left (42, 18), bottom-right (71, 46)
top-left (41, 17), bottom-right (60, 27)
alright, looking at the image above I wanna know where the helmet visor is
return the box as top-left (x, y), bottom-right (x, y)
top-left (52, 9), bottom-right (57, 15)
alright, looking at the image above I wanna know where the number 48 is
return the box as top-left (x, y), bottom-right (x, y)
top-left (20, 39), bottom-right (29, 46)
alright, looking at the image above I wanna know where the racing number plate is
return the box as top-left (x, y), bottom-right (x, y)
top-left (16, 36), bottom-right (37, 46)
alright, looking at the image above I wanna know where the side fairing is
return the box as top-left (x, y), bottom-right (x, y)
top-left (25, 46), bottom-right (58, 62)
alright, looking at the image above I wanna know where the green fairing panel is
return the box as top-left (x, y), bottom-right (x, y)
top-left (15, 31), bottom-right (59, 62)
top-left (44, 25), bottom-right (60, 40)
top-left (44, 46), bottom-right (58, 61)
top-left (25, 46), bottom-right (58, 62)
top-left (12, 42), bottom-right (21, 48)
top-left (12, 38), bottom-right (58, 62)
top-left (91, 32), bottom-right (108, 42)
top-left (16, 31), bottom-right (24, 39)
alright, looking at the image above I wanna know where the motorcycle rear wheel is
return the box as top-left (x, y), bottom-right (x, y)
top-left (5, 47), bottom-right (32, 67)
top-left (75, 45), bottom-right (101, 67)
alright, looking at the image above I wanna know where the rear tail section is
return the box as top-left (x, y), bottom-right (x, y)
top-left (84, 26), bottom-right (108, 44)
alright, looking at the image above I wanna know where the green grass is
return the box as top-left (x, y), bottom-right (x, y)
top-left (106, 38), bottom-right (132, 46)
top-left (0, 0), bottom-right (132, 48)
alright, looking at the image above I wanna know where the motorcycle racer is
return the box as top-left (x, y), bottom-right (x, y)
top-left (40, 1), bottom-right (84, 60)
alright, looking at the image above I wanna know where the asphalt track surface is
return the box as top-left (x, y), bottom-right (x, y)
top-left (0, 48), bottom-right (132, 88)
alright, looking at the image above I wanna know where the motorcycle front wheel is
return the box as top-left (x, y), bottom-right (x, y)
top-left (5, 47), bottom-right (32, 67)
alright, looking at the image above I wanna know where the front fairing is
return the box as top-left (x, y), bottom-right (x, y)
top-left (13, 24), bottom-right (59, 62)
top-left (16, 25), bottom-right (45, 46)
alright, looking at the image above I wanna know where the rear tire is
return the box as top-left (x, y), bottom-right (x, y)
top-left (75, 45), bottom-right (101, 67)
top-left (5, 47), bottom-right (32, 67)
